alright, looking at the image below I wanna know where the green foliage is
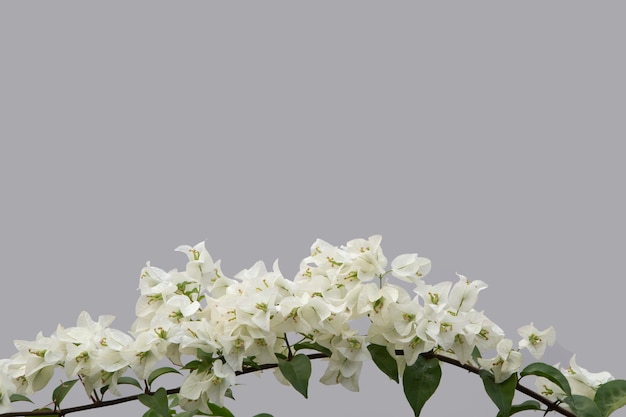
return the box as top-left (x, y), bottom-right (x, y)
top-left (52, 379), bottom-right (78, 408)
top-left (224, 388), bottom-right (235, 400)
top-left (9, 394), bottom-right (33, 403)
top-left (173, 412), bottom-right (201, 417)
top-left (277, 354), bottom-right (312, 398)
top-left (293, 341), bottom-right (332, 357)
top-left (118, 376), bottom-right (144, 390)
top-left (563, 395), bottom-right (601, 417)
top-left (252, 414), bottom-right (274, 417)
top-left (183, 349), bottom-right (217, 373)
top-left (402, 354), bottom-right (441, 416)
top-left (242, 356), bottom-right (262, 371)
top-left (148, 367), bottom-right (182, 388)
top-left (594, 379), bottom-right (626, 417)
top-left (496, 400), bottom-right (541, 417)
top-left (471, 346), bottom-right (482, 365)
top-left (30, 407), bottom-right (57, 416)
top-left (139, 387), bottom-right (172, 417)
top-left (520, 362), bottom-right (572, 397)
top-left (100, 376), bottom-right (144, 397)
top-left (207, 402), bottom-right (235, 417)
top-left (367, 343), bottom-right (399, 383)
top-left (479, 371), bottom-right (517, 417)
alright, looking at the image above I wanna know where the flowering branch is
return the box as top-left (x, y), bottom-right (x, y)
top-left (0, 351), bottom-right (578, 417)
top-left (0, 236), bottom-right (624, 417)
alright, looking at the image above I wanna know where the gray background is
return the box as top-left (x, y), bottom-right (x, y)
top-left (1, 2), bottom-right (625, 416)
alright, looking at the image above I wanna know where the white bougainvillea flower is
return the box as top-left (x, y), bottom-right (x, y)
top-left (12, 332), bottom-right (65, 393)
top-left (0, 359), bottom-right (16, 413)
top-left (517, 323), bottom-right (556, 360)
top-left (447, 274), bottom-right (487, 313)
top-left (175, 241), bottom-right (233, 294)
top-left (347, 282), bottom-right (405, 317)
top-left (535, 373), bottom-right (566, 402)
top-left (462, 310), bottom-right (504, 352)
top-left (332, 333), bottom-right (371, 362)
top-left (477, 339), bottom-right (523, 383)
top-left (414, 281), bottom-right (452, 313)
top-left (562, 355), bottom-right (614, 399)
top-left (319, 353), bottom-right (363, 392)
top-left (179, 359), bottom-right (236, 412)
top-left (391, 253), bottom-right (432, 283)
top-left (340, 235), bottom-right (388, 282)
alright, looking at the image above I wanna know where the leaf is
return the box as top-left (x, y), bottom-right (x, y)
top-left (148, 367), bottom-right (181, 387)
top-left (277, 354), bottom-right (312, 398)
top-left (294, 341), bottom-right (332, 357)
top-left (224, 387), bottom-right (235, 400)
top-left (182, 349), bottom-right (216, 373)
top-left (563, 395), bottom-right (602, 417)
top-left (471, 346), bottom-right (482, 366)
top-left (118, 376), bottom-right (144, 390)
top-left (479, 371), bottom-right (517, 417)
top-left (402, 354), bottom-right (441, 416)
top-left (497, 400), bottom-right (541, 417)
top-left (196, 348), bottom-right (214, 362)
top-left (367, 343), bottom-right (399, 383)
top-left (101, 376), bottom-right (144, 396)
top-left (242, 356), bottom-right (262, 371)
top-left (173, 412), bottom-right (201, 417)
top-left (520, 362), bottom-right (572, 397)
top-left (594, 379), bottom-right (626, 417)
top-left (138, 387), bottom-right (172, 417)
top-left (52, 379), bottom-right (79, 407)
top-left (252, 414), bottom-right (274, 417)
top-left (31, 407), bottom-right (57, 416)
top-left (9, 394), bottom-right (33, 403)
top-left (207, 402), bottom-right (235, 417)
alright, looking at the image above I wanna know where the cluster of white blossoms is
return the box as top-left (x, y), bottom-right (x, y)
top-left (0, 236), bottom-right (615, 414)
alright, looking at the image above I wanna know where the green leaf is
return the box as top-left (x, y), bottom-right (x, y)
top-left (520, 362), bottom-right (572, 397)
top-left (294, 341), bottom-right (332, 357)
top-left (138, 387), bottom-right (172, 417)
top-left (224, 387), bottom-right (235, 400)
top-left (196, 348), bottom-right (214, 362)
top-left (173, 412), bottom-right (200, 417)
top-left (594, 379), bottom-right (626, 417)
top-left (183, 349), bottom-right (217, 373)
top-left (31, 407), bottom-right (57, 416)
top-left (52, 379), bottom-right (79, 407)
top-left (471, 346), bottom-right (482, 366)
top-left (277, 354), bottom-right (312, 398)
top-left (479, 371), bottom-right (517, 417)
top-left (9, 393), bottom-right (33, 403)
top-left (119, 376), bottom-right (144, 390)
top-left (497, 400), bottom-right (541, 417)
top-left (207, 402), bottom-right (235, 417)
top-left (148, 367), bottom-right (181, 387)
top-left (252, 414), bottom-right (274, 417)
top-left (182, 360), bottom-right (203, 371)
top-left (242, 356), bottom-right (262, 371)
top-left (564, 395), bottom-right (601, 417)
top-left (367, 343), bottom-right (399, 383)
top-left (402, 355), bottom-right (441, 416)
top-left (101, 376), bottom-right (144, 396)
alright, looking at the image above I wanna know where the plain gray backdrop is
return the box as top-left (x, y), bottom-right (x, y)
top-left (1, 2), bottom-right (625, 416)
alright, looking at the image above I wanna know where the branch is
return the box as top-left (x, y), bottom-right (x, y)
top-left (0, 352), bottom-right (576, 417)
top-left (418, 351), bottom-right (578, 417)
